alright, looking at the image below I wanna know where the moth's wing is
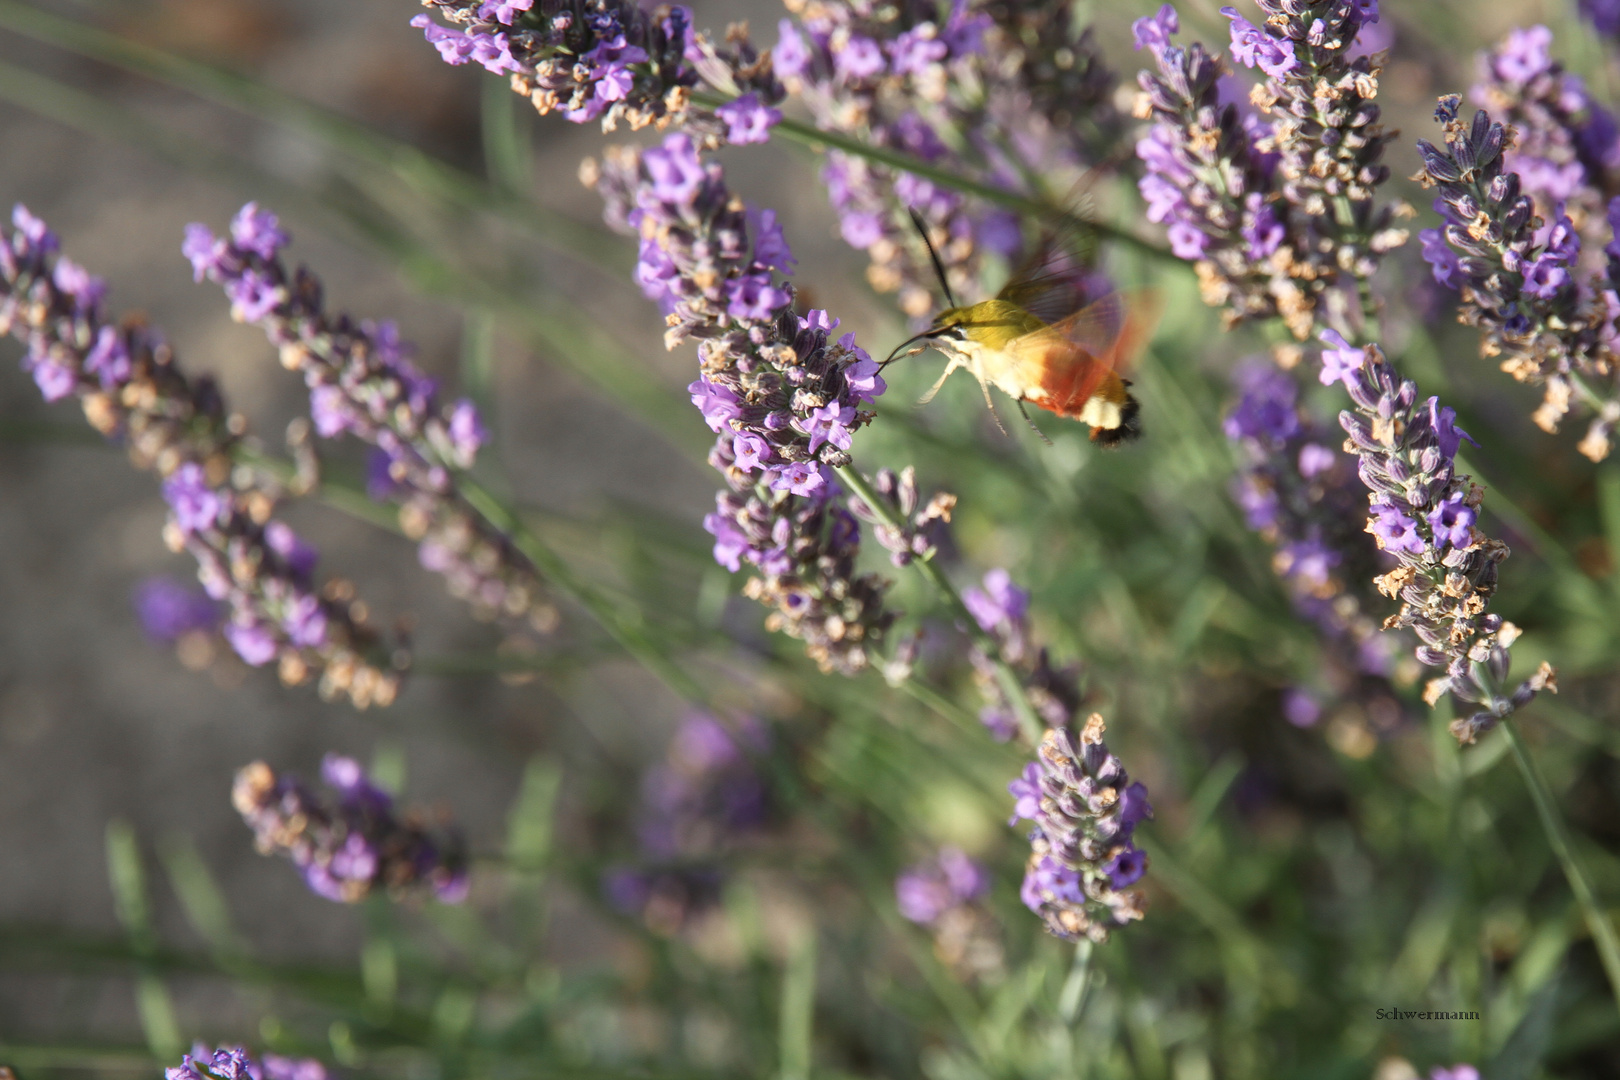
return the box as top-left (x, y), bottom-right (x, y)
top-left (1015, 291), bottom-right (1161, 418)
top-left (993, 176), bottom-right (1100, 324)
top-left (1046, 290), bottom-right (1162, 376)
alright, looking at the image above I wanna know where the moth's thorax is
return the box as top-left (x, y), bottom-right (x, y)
top-left (934, 335), bottom-right (1048, 404)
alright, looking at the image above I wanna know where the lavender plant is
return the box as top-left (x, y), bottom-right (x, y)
top-left (774, 0), bottom-right (1124, 322)
top-left (587, 132), bottom-right (898, 674)
top-left (1321, 331), bottom-right (1553, 743)
top-left (1, 206), bottom-right (399, 707)
top-left (9, 0), bottom-right (1620, 1072)
top-left (1224, 361), bottom-right (1409, 735)
top-left (1134, 2), bottom-right (1405, 338)
top-left (233, 754), bottom-right (468, 903)
top-left (1417, 32), bottom-right (1620, 460)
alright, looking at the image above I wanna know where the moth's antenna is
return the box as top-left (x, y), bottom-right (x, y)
top-left (908, 206), bottom-right (958, 310)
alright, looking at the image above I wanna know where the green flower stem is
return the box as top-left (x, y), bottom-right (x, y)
top-left (687, 92), bottom-right (1172, 266)
top-left (1057, 940), bottom-right (1095, 1024)
top-left (1501, 718), bottom-right (1620, 1016)
top-left (833, 464), bottom-right (1044, 744)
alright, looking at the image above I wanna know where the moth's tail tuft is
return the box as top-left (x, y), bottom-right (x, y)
top-left (1088, 391), bottom-right (1142, 448)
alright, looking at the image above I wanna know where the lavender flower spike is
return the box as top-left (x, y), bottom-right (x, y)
top-left (1009, 715), bottom-right (1151, 943)
top-left (234, 755), bottom-right (468, 903)
top-left (896, 846), bottom-right (1004, 982)
top-left (1224, 362), bottom-right (1408, 712)
top-left (1, 206), bottom-right (397, 707)
top-left (781, 1), bottom-right (1119, 321)
top-left (412, 1), bottom-right (782, 142)
top-left (168, 1044), bottom-right (327, 1080)
top-left (587, 133), bottom-right (908, 674)
top-left (188, 203), bottom-right (551, 627)
top-left (1324, 333), bottom-right (1556, 743)
top-left (1132, 15), bottom-right (1317, 337)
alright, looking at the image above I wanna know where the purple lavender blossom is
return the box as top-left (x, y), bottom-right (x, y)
top-left (169, 1045), bottom-right (326, 1080)
top-left (186, 204), bottom-right (549, 629)
top-left (132, 577), bottom-right (222, 642)
top-left (782, 1), bottom-right (1121, 322)
top-left (1221, 8), bottom-right (1297, 79)
top-left (1138, 2), bottom-right (1402, 338)
top-left (589, 136), bottom-right (898, 675)
top-left (234, 756), bottom-right (467, 904)
top-left (896, 847), bottom-right (989, 925)
top-left (1430, 1067), bottom-right (1480, 1080)
top-left (1326, 336), bottom-right (1556, 742)
top-left (410, 0), bottom-right (779, 140)
top-left (1009, 716), bottom-right (1150, 942)
top-left (1581, 0), bottom-right (1620, 34)
top-left (1225, 359), bottom-right (1407, 697)
top-left (637, 712), bottom-right (769, 861)
top-left (1418, 96), bottom-right (1620, 460)
top-left (1, 206), bottom-right (395, 707)
top-left (961, 568), bottom-right (1029, 633)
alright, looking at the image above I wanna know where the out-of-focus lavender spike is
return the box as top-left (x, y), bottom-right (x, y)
top-left (896, 846), bottom-right (1003, 981)
top-left (233, 755), bottom-right (468, 904)
top-left (1224, 360), bottom-right (1410, 732)
top-left (1580, 0), bottom-right (1620, 34)
top-left (1319, 335), bottom-right (1556, 744)
top-left (1416, 92), bottom-right (1620, 461)
top-left (963, 566), bottom-right (1083, 734)
top-left (1, 206), bottom-right (398, 707)
top-left (187, 203), bottom-right (552, 628)
top-left (1472, 26), bottom-right (1619, 211)
top-left (605, 711), bottom-right (770, 935)
top-left (586, 133), bottom-right (908, 674)
top-left (778, 0), bottom-right (1120, 321)
top-left (1008, 714), bottom-right (1151, 943)
top-left (167, 1046), bottom-right (329, 1080)
top-left (411, 0), bottom-right (782, 141)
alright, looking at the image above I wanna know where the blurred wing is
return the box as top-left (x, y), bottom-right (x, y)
top-left (1046, 290), bottom-right (1161, 377)
top-left (994, 176), bottom-right (1099, 325)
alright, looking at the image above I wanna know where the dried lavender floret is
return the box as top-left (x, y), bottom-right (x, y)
top-left (847, 465), bottom-right (955, 567)
top-left (1225, 362), bottom-right (1411, 713)
top-left (586, 133), bottom-right (897, 674)
top-left (0, 206), bottom-right (397, 707)
top-left (1416, 96), bottom-right (1620, 461)
top-left (779, 0), bottom-right (1118, 321)
top-left (187, 204), bottom-right (550, 627)
top-left (1008, 715), bottom-right (1151, 943)
top-left (411, 0), bottom-right (781, 141)
top-left (1321, 334), bottom-right (1556, 744)
top-left (233, 755), bottom-right (468, 904)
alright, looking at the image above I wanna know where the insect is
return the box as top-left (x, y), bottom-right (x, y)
top-left (885, 209), bottom-right (1156, 447)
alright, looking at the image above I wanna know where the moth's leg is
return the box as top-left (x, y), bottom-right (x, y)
top-left (916, 356), bottom-right (966, 406)
top-left (971, 371), bottom-right (1010, 436)
top-left (1016, 400), bottom-right (1053, 446)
